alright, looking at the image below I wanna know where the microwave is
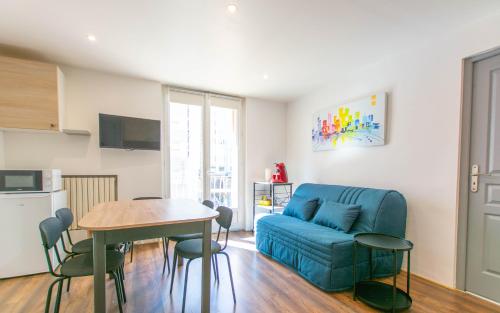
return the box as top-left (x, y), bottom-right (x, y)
top-left (0, 169), bottom-right (62, 193)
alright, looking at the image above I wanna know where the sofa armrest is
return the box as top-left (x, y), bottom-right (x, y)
top-left (372, 191), bottom-right (407, 238)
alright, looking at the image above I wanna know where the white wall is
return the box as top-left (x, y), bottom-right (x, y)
top-left (3, 67), bottom-right (164, 200)
top-left (1, 65), bottom-right (288, 230)
top-left (245, 97), bottom-right (287, 230)
top-left (286, 13), bottom-right (500, 287)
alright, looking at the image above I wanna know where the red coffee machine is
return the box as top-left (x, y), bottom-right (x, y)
top-left (271, 162), bottom-right (288, 183)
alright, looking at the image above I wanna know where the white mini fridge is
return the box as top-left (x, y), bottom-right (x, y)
top-left (0, 190), bottom-right (67, 278)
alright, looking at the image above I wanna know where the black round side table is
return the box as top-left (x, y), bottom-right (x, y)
top-left (353, 233), bottom-right (413, 312)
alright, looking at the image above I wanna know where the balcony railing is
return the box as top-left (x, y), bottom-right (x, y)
top-left (209, 173), bottom-right (233, 207)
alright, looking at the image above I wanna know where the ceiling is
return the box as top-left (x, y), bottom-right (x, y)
top-left (1, 0), bottom-right (499, 102)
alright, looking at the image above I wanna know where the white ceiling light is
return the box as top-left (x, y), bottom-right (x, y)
top-left (87, 34), bottom-right (96, 42)
top-left (263, 74), bottom-right (269, 80)
top-left (227, 3), bottom-right (237, 14)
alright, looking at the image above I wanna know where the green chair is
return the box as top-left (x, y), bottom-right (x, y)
top-left (169, 205), bottom-right (236, 313)
top-left (55, 208), bottom-right (124, 292)
top-left (163, 199), bottom-right (215, 275)
top-left (55, 208), bottom-right (120, 256)
top-left (132, 197), bottom-right (171, 274)
top-left (56, 208), bottom-right (126, 292)
top-left (39, 217), bottom-right (126, 313)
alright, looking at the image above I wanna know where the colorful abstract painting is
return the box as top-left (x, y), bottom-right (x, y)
top-left (312, 93), bottom-right (386, 151)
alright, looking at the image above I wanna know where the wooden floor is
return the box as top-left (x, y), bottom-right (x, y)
top-left (1, 232), bottom-right (499, 313)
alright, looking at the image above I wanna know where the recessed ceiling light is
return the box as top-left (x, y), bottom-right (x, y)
top-left (263, 74), bottom-right (269, 80)
top-left (227, 3), bottom-right (237, 14)
top-left (87, 34), bottom-right (96, 42)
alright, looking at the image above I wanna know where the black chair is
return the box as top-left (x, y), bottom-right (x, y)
top-left (169, 206), bottom-right (236, 313)
top-left (55, 208), bottom-right (123, 292)
top-left (132, 197), bottom-right (171, 273)
top-left (163, 199), bottom-right (215, 275)
top-left (55, 208), bottom-right (119, 257)
top-left (39, 217), bottom-right (125, 313)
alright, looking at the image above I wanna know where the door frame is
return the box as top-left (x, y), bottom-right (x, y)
top-left (162, 86), bottom-right (246, 229)
top-left (456, 46), bottom-right (500, 291)
top-left (206, 93), bottom-right (246, 228)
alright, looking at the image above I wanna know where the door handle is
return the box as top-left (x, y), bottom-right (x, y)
top-left (471, 164), bottom-right (493, 192)
top-left (471, 165), bottom-right (479, 192)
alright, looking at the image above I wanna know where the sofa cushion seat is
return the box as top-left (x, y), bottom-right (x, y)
top-left (257, 214), bottom-right (354, 266)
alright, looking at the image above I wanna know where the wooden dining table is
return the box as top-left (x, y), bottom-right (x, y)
top-left (79, 198), bottom-right (219, 313)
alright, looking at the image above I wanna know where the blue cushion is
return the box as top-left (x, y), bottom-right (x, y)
top-left (282, 195), bottom-right (319, 221)
top-left (312, 201), bottom-right (361, 232)
top-left (293, 183), bottom-right (407, 236)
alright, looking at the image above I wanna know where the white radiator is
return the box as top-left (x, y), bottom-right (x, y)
top-left (62, 175), bottom-right (118, 229)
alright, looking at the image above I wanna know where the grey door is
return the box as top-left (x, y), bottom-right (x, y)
top-left (466, 53), bottom-right (500, 302)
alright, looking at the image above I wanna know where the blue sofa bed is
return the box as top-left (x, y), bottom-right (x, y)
top-left (256, 183), bottom-right (407, 291)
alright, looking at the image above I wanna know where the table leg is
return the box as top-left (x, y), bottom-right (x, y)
top-left (93, 231), bottom-right (106, 313)
top-left (201, 220), bottom-right (211, 313)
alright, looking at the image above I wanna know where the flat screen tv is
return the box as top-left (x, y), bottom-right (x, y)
top-left (99, 113), bottom-right (161, 151)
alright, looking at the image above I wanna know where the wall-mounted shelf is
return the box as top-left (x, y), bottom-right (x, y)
top-left (62, 129), bottom-right (91, 136)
